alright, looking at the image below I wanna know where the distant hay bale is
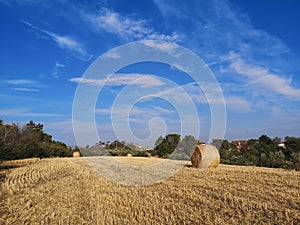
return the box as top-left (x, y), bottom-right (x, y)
top-left (127, 153), bottom-right (132, 157)
top-left (191, 145), bottom-right (220, 169)
top-left (73, 151), bottom-right (81, 157)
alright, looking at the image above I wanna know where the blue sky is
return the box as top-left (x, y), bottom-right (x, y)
top-left (1, 0), bottom-right (300, 147)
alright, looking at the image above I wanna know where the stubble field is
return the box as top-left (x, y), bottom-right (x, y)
top-left (0, 157), bottom-right (299, 224)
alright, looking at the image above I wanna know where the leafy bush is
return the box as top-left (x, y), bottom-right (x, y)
top-left (0, 120), bottom-right (73, 161)
top-left (213, 135), bottom-right (300, 170)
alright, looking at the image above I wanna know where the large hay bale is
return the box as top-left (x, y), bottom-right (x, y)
top-left (191, 145), bottom-right (205, 168)
top-left (73, 151), bottom-right (81, 157)
top-left (191, 145), bottom-right (220, 169)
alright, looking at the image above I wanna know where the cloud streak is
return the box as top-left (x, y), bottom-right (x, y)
top-left (0, 108), bottom-right (66, 118)
top-left (5, 79), bottom-right (45, 90)
top-left (6, 79), bottom-right (36, 85)
top-left (13, 88), bottom-right (39, 92)
top-left (69, 73), bottom-right (165, 88)
top-left (222, 52), bottom-right (300, 99)
top-left (22, 20), bottom-right (92, 61)
top-left (84, 8), bottom-right (179, 42)
top-left (96, 105), bottom-right (175, 117)
top-left (153, 1), bottom-right (297, 98)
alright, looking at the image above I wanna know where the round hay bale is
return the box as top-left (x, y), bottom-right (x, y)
top-left (127, 153), bottom-right (132, 157)
top-left (73, 151), bottom-right (81, 157)
top-left (199, 145), bottom-right (220, 169)
top-left (191, 145), bottom-right (220, 169)
top-left (190, 145), bottom-right (205, 168)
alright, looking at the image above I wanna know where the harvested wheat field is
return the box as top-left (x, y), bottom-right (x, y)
top-left (0, 157), bottom-right (299, 225)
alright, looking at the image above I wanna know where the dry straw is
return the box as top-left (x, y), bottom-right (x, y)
top-left (0, 158), bottom-right (40, 167)
top-left (0, 157), bottom-right (299, 224)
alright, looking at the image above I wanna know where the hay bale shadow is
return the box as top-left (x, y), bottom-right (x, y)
top-left (184, 164), bottom-right (194, 168)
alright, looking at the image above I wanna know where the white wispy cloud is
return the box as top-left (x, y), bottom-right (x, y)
top-left (13, 87), bottom-right (39, 92)
top-left (104, 51), bottom-right (121, 59)
top-left (69, 73), bottom-right (165, 88)
top-left (221, 52), bottom-right (300, 99)
top-left (158, 0), bottom-right (287, 58)
top-left (5, 79), bottom-right (45, 90)
top-left (153, 0), bottom-right (297, 106)
top-left (0, 108), bottom-right (65, 118)
top-left (55, 62), bottom-right (65, 68)
top-left (21, 20), bottom-right (92, 61)
top-left (95, 107), bottom-right (143, 116)
top-left (6, 79), bottom-right (36, 85)
top-left (96, 105), bottom-right (175, 117)
top-left (142, 40), bottom-right (178, 53)
top-left (52, 62), bottom-right (66, 78)
top-left (170, 63), bottom-right (194, 74)
top-left (84, 8), bottom-right (179, 41)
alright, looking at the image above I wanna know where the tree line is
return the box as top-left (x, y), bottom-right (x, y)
top-left (80, 134), bottom-right (197, 159)
top-left (1, 119), bottom-right (299, 171)
top-left (80, 140), bottom-right (151, 157)
top-left (145, 133), bottom-right (300, 170)
top-left (0, 120), bottom-right (73, 162)
top-left (212, 135), bottom-right (300, 170)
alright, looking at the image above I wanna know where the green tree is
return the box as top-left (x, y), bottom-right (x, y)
top-left (271, 150), bottom-right (285, 168)
top-left (272, 137), bottom-right (281, 144)
top-left (21, 121), bottom-right (44, 143)
top-left (154, 136), bottom-right (164, 148)
top-left (255, 135), bottom-right (277, 167)
top-left (154, 134), bottom-right (181, 158)
top-left (170, 135), bottom-right (197, 160)
top-left (108, 140), bottom-right (128, 150)
top-left (0, 119), bottom-right (72, 160)
top-left (180, 135), bottom-right (197, 155)
top-left (292, 152), bottom-right (300, 171)
top-left (284, 136), bottom-right (300, 161)
top-left (259, 135), bottom-right (273, 145)
top-left (211, 139), bottom-right (223, 149)
top-left (218, 140), bottom-right (240, 164)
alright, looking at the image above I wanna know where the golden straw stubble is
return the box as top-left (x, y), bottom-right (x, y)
top-left (0, 157), bottom-right (299, 224)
